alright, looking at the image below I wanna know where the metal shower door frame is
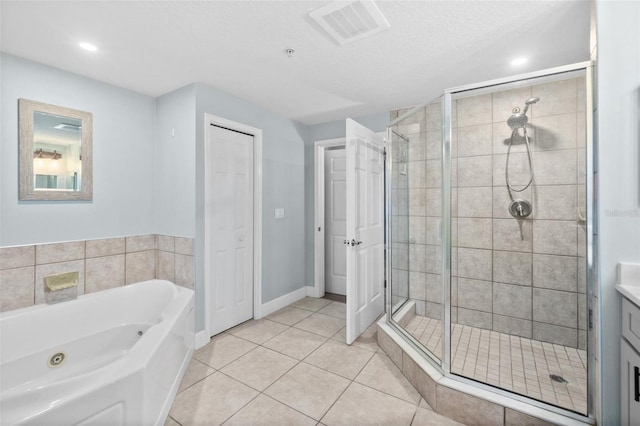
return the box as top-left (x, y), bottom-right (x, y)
top-left (383, 60), bottom-right (597, 423)
top-left (441, 60), bottom-right (597, 422)
top-left (384, 120), bottom-right (446, 368)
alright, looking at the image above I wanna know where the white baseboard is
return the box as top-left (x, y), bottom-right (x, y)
top-left (195, 330), bottom-right (210, 349)
top-left (306, 285), bottom-right (321, 297)
top-left (260, 286), bottom-right (311, 317)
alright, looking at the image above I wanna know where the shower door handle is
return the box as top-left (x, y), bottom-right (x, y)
top-left (635, 366), bottom-right (639, 402)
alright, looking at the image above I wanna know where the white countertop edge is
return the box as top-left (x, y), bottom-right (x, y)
top-left (616, 284), bottom-right (640, 307)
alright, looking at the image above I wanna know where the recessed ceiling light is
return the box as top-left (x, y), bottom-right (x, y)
top-left (511, 57), bottom-right (528, 66)
top-left (78, 42), bottom-right (97, 52)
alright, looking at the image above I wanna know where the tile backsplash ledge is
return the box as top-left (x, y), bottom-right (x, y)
top-left (0, 234), bottom-right (194, 313)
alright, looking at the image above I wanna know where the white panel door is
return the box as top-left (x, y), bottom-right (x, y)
top-left (206, 125), bottom-right (254, 336)
top-left (325, 148), bottom-right (347, 296)
top-left (345, 119), bottom-right (384, 345)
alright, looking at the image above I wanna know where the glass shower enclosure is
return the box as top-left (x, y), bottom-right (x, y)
top-left (389, 127), bottom-right (410, 311)
top-left (385, 62), bottom-right (594, 420)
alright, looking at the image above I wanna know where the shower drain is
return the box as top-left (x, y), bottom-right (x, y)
top-left (549, 374), bottom-right (568, 384)
top-left (48, 352), bottom-right (66, 368)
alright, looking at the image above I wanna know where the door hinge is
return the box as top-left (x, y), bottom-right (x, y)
top-left (588, 308), bottom-right (593, 330)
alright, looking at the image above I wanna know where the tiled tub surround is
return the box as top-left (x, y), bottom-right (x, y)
top-left (0, 234), bottom-right (194, 312)
top-left (391, 76), bottom-right (588, 352)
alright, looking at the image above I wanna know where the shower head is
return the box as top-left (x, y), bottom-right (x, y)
top-left (507, 112), bottom-right (528, 129)
top-left (522, 97), bottom-right (540, 114)
top-left (507, 97), bottom-right (541, 129)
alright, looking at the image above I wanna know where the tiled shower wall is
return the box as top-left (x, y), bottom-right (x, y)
top-left (0, 234), bottom-right (194, 313)
top-left (391, 100), bottom-right (446, 336)
top-left (390, 130), bottom-right (410, 308)
top-left (392, 76), bottom-right (587, 350)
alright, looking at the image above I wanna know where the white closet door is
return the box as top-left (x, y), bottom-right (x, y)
top-left (206, 125), bottom-right (254, 336)
top-left (345, 119), bottom-right (385, 345)
top-left (325, 147), bottom-right (347, 296)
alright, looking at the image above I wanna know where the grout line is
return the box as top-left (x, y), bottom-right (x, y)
top-left (404, 314), bottom-right (586, 413)
top-left (185, 303), bottom-right (428, 425)
top-left (316, 379), bottom-right (353, 424)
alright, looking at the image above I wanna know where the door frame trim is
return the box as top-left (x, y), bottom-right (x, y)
top-left (313, 137), bottom-right (346, 298)
top-left (204, 113), bottom-right (263, 338)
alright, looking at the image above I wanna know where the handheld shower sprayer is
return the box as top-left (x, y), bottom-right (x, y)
top-left (507, 97), bottom-right (540, 130)
top-left (522, 97), bottom-right (540, 115)
top-left (505, 96), bottom-right (540, 218)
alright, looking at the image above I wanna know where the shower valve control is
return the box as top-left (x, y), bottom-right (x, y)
top-left (509, 200), bottom-right (532, 218)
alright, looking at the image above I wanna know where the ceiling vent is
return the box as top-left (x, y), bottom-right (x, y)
top-left (309, 0), bottom-right (390, 45)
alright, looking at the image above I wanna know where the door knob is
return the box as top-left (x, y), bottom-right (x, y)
top-left (344, 239), bottom-right (363, 246)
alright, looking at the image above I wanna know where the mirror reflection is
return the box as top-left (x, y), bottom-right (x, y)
top-left (19, 98), bottom-right (92, 201)
top-left (33, 111), bottom-right (82, 191)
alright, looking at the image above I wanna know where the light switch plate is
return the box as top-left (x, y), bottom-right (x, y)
top-left (275, 208), bottom-right (285, 219)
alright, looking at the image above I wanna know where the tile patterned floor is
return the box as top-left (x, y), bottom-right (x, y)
top-left (405, 315), bottom-right (588, 414)
top-left (167, 298), bottom-right (464, 426)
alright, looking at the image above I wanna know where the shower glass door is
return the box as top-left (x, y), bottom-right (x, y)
top-left (387, 98), bottom-right (444, 365)
top-left (389, 125), bottom-right (409, 312)
top-left (445, 68), bottom-right (591, 415)
top-left (385, 62), bottom-right (594, 420)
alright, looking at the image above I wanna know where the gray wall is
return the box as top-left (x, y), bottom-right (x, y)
top-left (596, 1), bottom-right (640, 424)
top-left (155, 85), bottom-right (197, 238)
top-left (0, 54), bottom-right (156, 246)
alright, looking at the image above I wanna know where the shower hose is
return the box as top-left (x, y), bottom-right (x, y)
top-left (506, 126), bottom-right (535, 199)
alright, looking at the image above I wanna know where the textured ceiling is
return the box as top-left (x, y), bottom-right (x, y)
top-left (0, 1), bottom-right (590, 125)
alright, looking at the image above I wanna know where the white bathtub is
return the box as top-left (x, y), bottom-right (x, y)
top-left (0, 279), bottom-right (194, 426)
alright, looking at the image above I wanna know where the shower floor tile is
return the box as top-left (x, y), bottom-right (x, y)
top-left (404, 315), bottom-right (587, 414)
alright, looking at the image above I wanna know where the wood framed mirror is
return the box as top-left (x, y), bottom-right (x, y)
top-left (19, 98), bottom-right (93, 201)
